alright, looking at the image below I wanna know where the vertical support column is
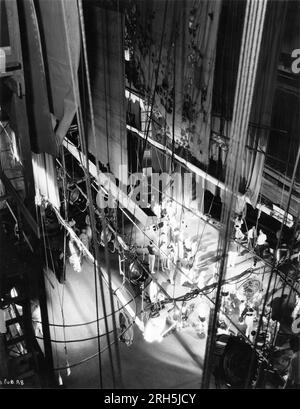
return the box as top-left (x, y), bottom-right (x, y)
top-left (4, 0), bottom-right (35, 209)
top-left (2, 0), bottom-right (55, 386)
top-left (201, 0), bottom-right (268, 389)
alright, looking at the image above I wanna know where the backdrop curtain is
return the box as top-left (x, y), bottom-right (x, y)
top-left (210, 0), bottom-right (288, 209)
top-left (125, 0), bottom-right (221, 167)
top-left (242, 0), bottom-right (288, 206)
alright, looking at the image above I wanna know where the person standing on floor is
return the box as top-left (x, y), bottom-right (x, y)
top-left (255, 229), bottom-right (267, 259)
top-left (234, 215), bottom-right (244, 231)
top-left (159, 238), bottom-right (169, 271)
top-left (168, 246), bottom-right (176, 284)
top-left (247, 226), bottom-right (257, 250)
top-left (79, 228), bottom-right (90, 263)
top-left (241, 304), bottom-right (257, 341)
top-left (85, 215), bottom-right (92, 248)
top-left (235, 226), bottom-right (245, 253)
top-left (227, 240), bottom-right (238, 268)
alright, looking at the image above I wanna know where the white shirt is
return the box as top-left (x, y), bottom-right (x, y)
top-left (247, 228), bottom-right (256, 239)
top-left (257, 232), bottom-right (267, 246)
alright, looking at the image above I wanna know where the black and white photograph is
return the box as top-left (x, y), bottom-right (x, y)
top-left (0, 0), bottom-right (299, 392)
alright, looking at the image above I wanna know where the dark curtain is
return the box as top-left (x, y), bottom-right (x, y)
top-left (267, 90), bottom-right (300, 178)
top-left (0, 0), bottom-right (9, 47)
top-left (83, 2), bottom-right (128, 178)
top-left (209, 0), bottom-right (245, 182)
top-left (211, 0), bottom-right (288, 208)
top-left (212, 0), bottom-right (246, 121)
top-left (242, 0), bottom-right (288, 206)
top-left (127, 131), bottom-right (143, 174)
top-left (17, 0), bottom-right (56, 155)
top-left (34, 0), bottom-right (81, 151)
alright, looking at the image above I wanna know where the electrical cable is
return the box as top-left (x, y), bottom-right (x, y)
top-left (36, 329), bottom-right (115, 344)
top-left (32, 293), bottom-right (139, 328)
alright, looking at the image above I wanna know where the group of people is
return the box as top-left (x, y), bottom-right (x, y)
top-left (68, 215), bottom-right (92, 273)
top-left (233, 215), bottom-right (300, 267)
top-left (145, 200), bottom-right (201, 286)
top-left (233, 215), bottom-right (268, 267)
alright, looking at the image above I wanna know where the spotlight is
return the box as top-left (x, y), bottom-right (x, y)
top-left (196, 300), bottom-right (210, 320)
top-left (128, 259), bottom-right (147, 285)
top-left (148, 281), bottom-right (165, 304)
top-left (69, 188), bottom-right (80, 205)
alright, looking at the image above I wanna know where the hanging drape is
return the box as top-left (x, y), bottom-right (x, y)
top-left (224, 0), bottom-right (268, 208)
top-left (34, 0), bottom-right (81, 151)
top-left (17, 0), bottom-right (56, 155)
top-left (212, 0), bottom-right (246, 121)
top-left (125, 0), bottom-right (221, 167)
top-left (83, 2), bottom-right (128, 179)
top-left (242, 0), bottom-right (288, 206)
top-left (211, 0), bottom-right (288, 209)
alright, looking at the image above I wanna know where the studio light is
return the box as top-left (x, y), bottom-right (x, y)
top-left (128, 259), bottom-right (147, 285)
top-left (69, 187), bottom-right (80, 205)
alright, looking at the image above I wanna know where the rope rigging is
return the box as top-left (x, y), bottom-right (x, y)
top-left (32, 0), bottom-right (299, 390)
top-left (202, 0), bottom-right (269, 388)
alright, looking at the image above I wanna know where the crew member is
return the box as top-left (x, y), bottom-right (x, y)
top-left (254, 229), bottom-right (267, 265)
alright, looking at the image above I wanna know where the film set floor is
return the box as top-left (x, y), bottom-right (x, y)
top-left (40, 207), bottom-right (294, 389)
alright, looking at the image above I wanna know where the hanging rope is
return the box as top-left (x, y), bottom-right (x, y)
top-left (77, 0), bottom-right (123, 388)
top-left (202, 0), bottom-right (268, 389)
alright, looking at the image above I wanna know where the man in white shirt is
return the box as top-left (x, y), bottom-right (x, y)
top-left (247, 226), bottom-right (257, 250)
top-left (254, 229), bottom-right (267, 264)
